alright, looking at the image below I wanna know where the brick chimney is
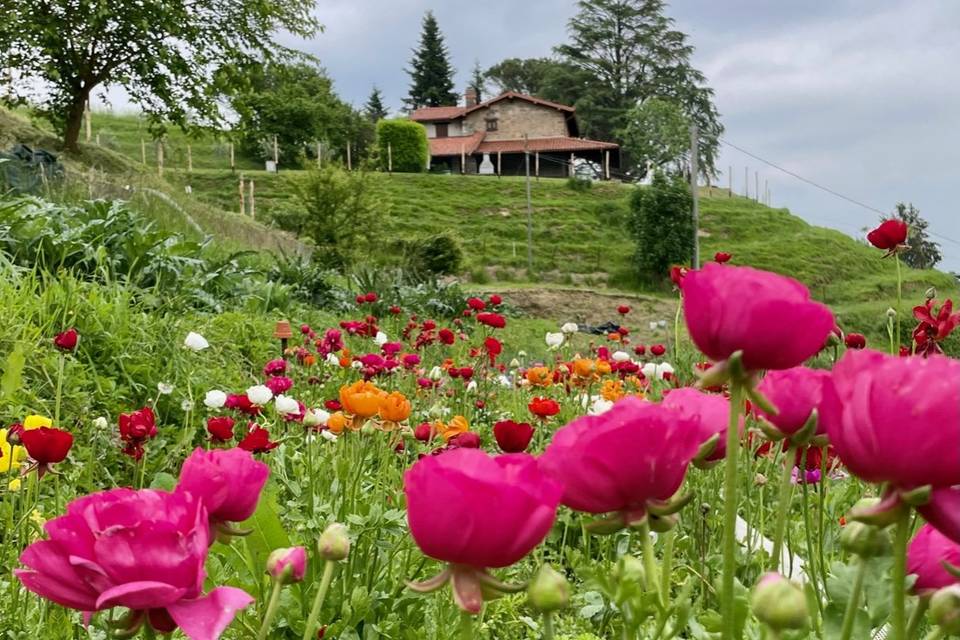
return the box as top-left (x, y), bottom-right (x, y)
top-left (464, 87), bottom-right (478, 107)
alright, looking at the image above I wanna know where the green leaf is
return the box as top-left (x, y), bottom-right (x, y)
top-left (149, 471), bottom-right (177, 491)
top-left (1, 343), bottom-right (26, 399)
top-left (241, 492), bottom-right (291, 578)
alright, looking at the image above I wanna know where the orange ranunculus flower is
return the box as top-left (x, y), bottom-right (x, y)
top-left (525, 366), bottom-right (552, 387)
top-left (437, 415), bottom-right (469, 441)
top-left (607, 332), bottom-right (622, 342)
top-left (303, 354), bottom-right (317, 367)
top-left (339, 380), bottom-right (385, 419)
top-left (440, 358), bottom-right (455, 371)
top-left (601, 379), bottom-right (624, 402)
top-left (572, 358), bottom-right (596, 378)
top-left (327, 411), bottom-right (349, 434)
top-left (595, 359), bottom-right (612, 376)
top-left (379, 392), bottom-right (411, 423)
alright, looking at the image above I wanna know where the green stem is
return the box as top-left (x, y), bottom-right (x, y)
top-left (891, 515), bottom-right (910, 640)
top-left (838, 557), bottom-right (867, 640)
top-left (906, 598), bottom-right (929, 639)
top-left (640, 521), bottom-right (662, 608)
top-left (721, 378), bottom-right (744, 640)
top-left (895, 254), bottom-right (903, 351)
top-left (302, 560), bottom-right (336, 640)
top-left (769, 445), bottom-right (796, 571)
top-left (54, 353), bottom-right (65, 427)
top-left (661, 529), bottom-right (675, 606)
top-left (542, 611), bottom-right (555, 640)
top-left (459, 611), bottom-right (474, 640)
top-left (921, 629), bottom-right (943, 640)
top-left (256, 580), bottom-right (284, 640)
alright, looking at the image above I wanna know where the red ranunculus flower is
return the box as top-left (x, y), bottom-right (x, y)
top-left (364, 292), bottom-right (378, 303)
top-left (650, 344), bottom-right (666, 356)
top-left (389, 305), bottom-right (402, 315)
top-left (206, 416), bottom-right (236, 443)
top-left (467, 297), bottom-right (486, 311)
top-left (355, 294), bottom-right (365, 305)
top-left (912, 299), bottom-right (960, 357)
top-left (21, 427), bottom-right (73, 476)
top-left (617, 305), bottom-right (630, 315)
top-left (263, 359), bottom-right (287, 377)
top-left (438, 328), bottom-right (455, 345)
top-left (634, 344), bottom-right (646, 356)
top-left (225, 394), bottom-right (261, 416)
top-left (53, 328), bottom-right (79, 352)
top-left (118, 407), bottom-right (157, 461)
top-left (447, 432), bottom-right (481, 449)
top-left (493, 420), bottom-right (534, 453)
top-left (484, 336), bottom-right (502, 363)
top-left (476, 312), bottom-right (506, 329)
top-left (237, 425), bottom-right (278, 454)
top-left (844, 332), bottom-right (866, 349)
top-left (528, 397), bottom-right (560, 419)
top-left (670, 266), bottom-right (688, 289)
top-left (867, 219), bottom-right (908, 252)
top-left (488, 294), bottom-right (502, 306)
top-left (714, 251), bottom-right (732, 263)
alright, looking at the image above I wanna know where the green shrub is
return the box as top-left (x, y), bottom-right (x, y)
top-left (375, 119), bottom-right (429, 173)
top-left (410, 232), bottom-right (463, 275)
top-left (628, 171), bottom-right (694, 282)
top-left (566, 176), bottom-right (592, 192)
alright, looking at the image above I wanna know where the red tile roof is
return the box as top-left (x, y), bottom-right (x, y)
top-left (410, 106), bottom-right (467, 122)
top-left (411, 92), bottom-right (576, 122)
top-left (428, 131), bottom-right (486, 157)
top-left (477, 136), bottom-right (618, 154)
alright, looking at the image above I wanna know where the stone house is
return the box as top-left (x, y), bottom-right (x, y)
top-left (410, 89), bottom-right (620, 177)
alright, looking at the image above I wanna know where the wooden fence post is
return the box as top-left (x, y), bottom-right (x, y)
top-left (84, 101), bottom-right (92, 143)
top-left (728, 165), bottom-right (733, 197)
top-left (497, 150), bottom-right (501, 177)
top-left (317, 141), bottom-right (322, 169)
top-left (273, 135), bottom-right (279, 169)
top-left (535, 152), bottom-right (539, 180)
top-left (387, 142), bottom-right (393, 174)
top-left (95, 132), bottom-right (100, 146)
top-left (229, 142), bottom-right (235, 172)
top-left (157, 141), bottom-right (164, 178)
top-left (187, 144), bottom-right (193, 173)
top-left (346, 142), bottom-right (352, 171)
top-left (604, 150), bottom-right (611, 180)
top-left (569, 153), bottom-right (575, 177)
top-left (460, 144), bottom-right (465, 174)
top-left (140, 138), bottom-right (146, 165)
top-left (249, 180), bottom-right (255, 218)
top-left (239, 176), bottom-right (246, 215)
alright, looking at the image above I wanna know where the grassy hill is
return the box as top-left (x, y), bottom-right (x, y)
top-left (5, 109), bottom-right (957, 336)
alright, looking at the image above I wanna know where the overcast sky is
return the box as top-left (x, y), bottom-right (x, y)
top-left (96, 0), bottom-right (960, 272)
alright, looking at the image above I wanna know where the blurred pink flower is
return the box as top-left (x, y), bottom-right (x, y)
top-left (908, 523), bottom-right (960, 594)
top-left (661, 387), bottom-right (740, 462)
top-left (755, 366), bottom-right (831, 436)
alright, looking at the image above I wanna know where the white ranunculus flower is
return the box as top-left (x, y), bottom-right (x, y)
top-left (589, 397), bottom-right (614, 415)
top-left (611, 350), bottom-right (631, 363)
top-left (93, 416), bottom-right (108, 430)
top-left (183, 331), bottom-right (209, 351)
top-left (509, 358), bottom-right (521, 369)
top-left (374, 331), bottom-right (388, 346)
top-left (181, 400), bottom-right (194, 412)
top-left (465, 380), bottom-right (478, 393)
top-left (658, 320), bottom-right (668, 328)
top-left (157, 382), bottom-right (174, 395)
top-left (325, 353), bottom-right (340, 366)
top-left (428, 365), bottom-right (443, 381)
top-left (518, 350), bottom-right (527, 358)
top-left (204, 390), bottom-right (227, 409)
top-left (642, 362), bottom-right (675, 380)
top-left (648, 321), bottom-right (659, 331)
top-left (320, 429), bottom-right (338, 442)
top-left (246, 384), bottom-right (273, 405)
top-left (497, 375), bottom-right (513, 388)
top-left (560, 322), bottom-right (579, 334)
top-left (545, 332), bottom-right (564, 350)
top-left (275, 394), bottom-right (300, 415)
top-left (351, 360), bottom-right (363, 369)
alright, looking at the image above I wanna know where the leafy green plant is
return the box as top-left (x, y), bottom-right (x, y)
top-left (628, 172), bottom-right (694, 283)
top-left (375, 119), bottom-right (429, 173)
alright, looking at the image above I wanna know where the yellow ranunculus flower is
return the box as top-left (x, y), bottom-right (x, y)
top-left (601, 379), bottom-right (625, 402)
top-left (0, 429), bottom-right (27, 473)
top-left (23, 415), bottom-right (52, 429)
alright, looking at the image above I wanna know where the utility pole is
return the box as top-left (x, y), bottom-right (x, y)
top-left (524, 134), bottom-right (533, 275)
top-left (690, 124), bottom-right (700, 269)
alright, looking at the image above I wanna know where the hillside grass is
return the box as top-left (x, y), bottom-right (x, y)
top-left (6, 109), bottom-right (958, 335)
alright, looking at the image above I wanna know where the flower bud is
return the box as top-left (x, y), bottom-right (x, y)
top-left (750, 573), bottom-right (809, 632)
top-left (266, 546), bottom-right (307, 584)
top-left (931, 585), bottom-right (960, 634)
top-left (886, 307), bottom-right (897, 318)
top-left (317, 523), bottom-right (350, 561)
top-left (925, 287), bottom-right (937, 301)
top-left (839, 521), bottom-right (890, 558)
top-left (612, 555), bottom-right (646, 587)
top-left (527, 565), bottom-right (570, 612)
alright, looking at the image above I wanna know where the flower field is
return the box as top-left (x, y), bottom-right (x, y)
top-left (2, 215), bottom-right (960, 640)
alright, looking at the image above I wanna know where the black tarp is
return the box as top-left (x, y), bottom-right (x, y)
top-left (0, 144), bottom-right (65, 193)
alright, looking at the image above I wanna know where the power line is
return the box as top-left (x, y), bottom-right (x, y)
top-left (719, 137), bottom-right (960, 248)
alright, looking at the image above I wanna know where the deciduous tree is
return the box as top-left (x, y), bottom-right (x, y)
top-left (0, 0), bottom-right (318, 152)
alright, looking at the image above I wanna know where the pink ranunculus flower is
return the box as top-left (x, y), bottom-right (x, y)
top-left (15, 488), bottom-right (253, 639)
top-left (755, 366), bottom-right (831, 436)
top-left (682, 263), bottom-right (835, 371)
top-left (264, 376), bottom-right (293, 395)
top-left (404, 448), bottom-right (562, 613)
top-left (539, 396), bottom-right (701, 523)
top-left (661, 387), bottom-right (741, 463)
top-left (176, 448), bottom-right (270, 530)
top-left (907, 523), bottom-right (960, 594)
top-left (823, 349), bottom-right (960, 542)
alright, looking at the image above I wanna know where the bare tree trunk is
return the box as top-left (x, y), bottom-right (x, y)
top-left (62, 89), bottom-right (90, 153)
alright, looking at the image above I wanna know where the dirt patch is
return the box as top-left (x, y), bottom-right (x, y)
top-left (492, 287), bottom-right (678, 340)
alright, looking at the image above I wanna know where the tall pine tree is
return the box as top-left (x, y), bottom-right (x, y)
top-left (405, 11), bottom-right (458, 110)
top-left (556, 0), bottom-right (722, 175)
top-left (365, 86), bottom-right (389, 122)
